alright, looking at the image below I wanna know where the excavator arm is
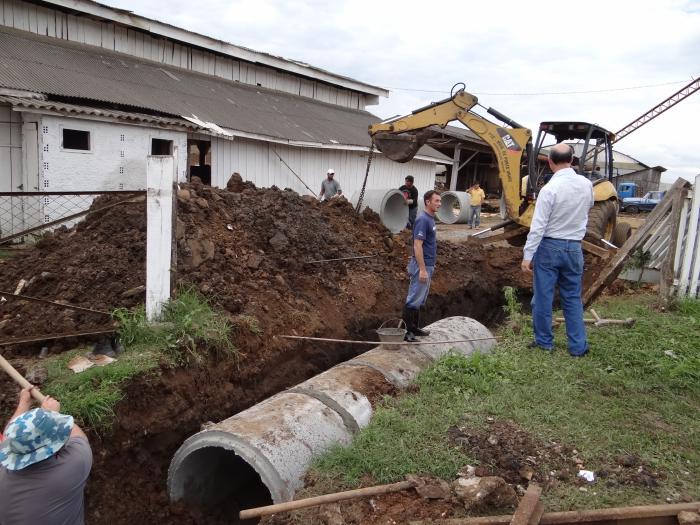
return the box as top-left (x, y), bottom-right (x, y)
top-left (368, 90), bottom-right (534, 225)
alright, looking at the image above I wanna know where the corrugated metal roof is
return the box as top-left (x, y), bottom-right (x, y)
top-left (0, 95), bottom-right (205, 130)
top-left (0, 27), bottom-right (449, 160)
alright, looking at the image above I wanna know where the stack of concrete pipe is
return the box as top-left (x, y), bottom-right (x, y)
top-left (436, 191), bottom-right (472, 224)
top-left (168, 316), bottom-right (497, 518)
top-left (350, 189), bottom-right (408, 233)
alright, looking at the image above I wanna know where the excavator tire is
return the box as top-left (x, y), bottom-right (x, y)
top-left (611, 222), bottom-right (632, 248)
top-left (586, 200), bottom-right (617, 243)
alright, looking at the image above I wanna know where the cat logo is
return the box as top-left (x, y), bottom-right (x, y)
top-left (497, 128), bottom-right (522, 152)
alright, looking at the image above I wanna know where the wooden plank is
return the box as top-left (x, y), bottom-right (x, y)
top-left (582, 177), bottom-right (690, 307)
top-left (581, 239), bottom-right (611, 259)
top-left (660, 187), bottom-right (688, 299)
top-left (480, 226), bottom-right (529, 245)
top-left (407, 501), bottom-right (700, 525)
top-left (510, 484), bottom-right (542, 525)
top-left (672, 197), bottom-right (690, 282)
top-left (239, 480), bottom-right (416, 520)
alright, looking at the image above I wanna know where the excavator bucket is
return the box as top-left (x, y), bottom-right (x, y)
top-left (373, 129), bottom-right (436, 163)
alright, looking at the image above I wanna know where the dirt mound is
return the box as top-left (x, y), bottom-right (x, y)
top-left (0, 181), bottom-right (529, 524)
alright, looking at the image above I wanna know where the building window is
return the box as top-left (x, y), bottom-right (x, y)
top-left (62, 129), bottom-right (90, 151)
top-left (151, 138), bottom-right (173, 155)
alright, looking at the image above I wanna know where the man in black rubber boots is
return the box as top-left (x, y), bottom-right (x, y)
top-left (403, 190), bottom-right (441, 342)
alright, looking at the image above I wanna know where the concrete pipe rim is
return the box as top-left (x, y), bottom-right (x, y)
top-left (168, 429), bottom-right (286, 509)
top-left (436, 191), bottom-right (469, 224)
top-left (380, 189), bottom-right (410, 234)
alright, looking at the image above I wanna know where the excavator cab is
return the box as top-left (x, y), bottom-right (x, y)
top-left (530, 122), bottom-right (623, 243)
top-left (529, 122), bottom-right (615, 195)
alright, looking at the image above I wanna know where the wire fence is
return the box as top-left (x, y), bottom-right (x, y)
top-left (0, 191), bottom-right (145, 245)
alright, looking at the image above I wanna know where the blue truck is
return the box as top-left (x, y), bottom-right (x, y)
top-left (620, 190), bottom-right (666, 213)
top-left (617, 182), bottom-right (639, 200)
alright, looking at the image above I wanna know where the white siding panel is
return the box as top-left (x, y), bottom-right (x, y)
top-left (209, 137), bottom-right (436, 200)
top-left (101, 21), bottom-right (114, 49)
top-left (84, 18), bottom-right (102, 47)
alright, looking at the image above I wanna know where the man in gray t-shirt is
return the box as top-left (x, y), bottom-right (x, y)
top-left (319, 168), bottom-right (342, 201)
top-left (0, 387), bottom-right (93, 525)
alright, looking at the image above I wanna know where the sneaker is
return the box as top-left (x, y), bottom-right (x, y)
top-left (570, 349), bottom-right (589, 358)
top-left (527, 341), bottom-right (553, 352)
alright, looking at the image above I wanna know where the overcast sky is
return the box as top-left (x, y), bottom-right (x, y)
top-left (107, 0), bottom-right (700, 182)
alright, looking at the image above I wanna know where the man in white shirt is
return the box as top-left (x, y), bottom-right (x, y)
top-left (521, 143), bottom-right (593, 357)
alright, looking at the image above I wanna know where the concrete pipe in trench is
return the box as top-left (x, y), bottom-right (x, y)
top-left (167, 316), bottom-right (495, 519)
top-left (436, 191), bottom-right (472, 224)
top-left (351, 189), bottom-right (409, 234)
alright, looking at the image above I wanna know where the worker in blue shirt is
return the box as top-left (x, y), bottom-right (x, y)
top-left (522, 143), bottom-right (593, 357)
top-left (403, 190), bottom-right (441, 342)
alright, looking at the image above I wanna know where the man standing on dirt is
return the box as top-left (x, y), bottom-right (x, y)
top-left (319, 169), bottom-right (342, 201)
top-left (521, 143), bottom-right (593, 357)
top-left (403, 190), bottom-right (442, 342)
top-left (0, 386), bottom-right (93, 524)
top-left (467, 182), bottom-right (486, 229)
top-left (399, 175), bottom-right (419, 230)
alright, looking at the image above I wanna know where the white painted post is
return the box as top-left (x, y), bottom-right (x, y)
top-left (677, 174), bottom-right (700, 297)
top-left (146, 156), bottom-right (175, 321)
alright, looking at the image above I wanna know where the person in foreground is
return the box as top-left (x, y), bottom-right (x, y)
top-left (403, 190), bottom-right (441, 342)
top-left (521, 143), bottom-right (593, 357)
top-left (0, 386), bottom-right (93, 525)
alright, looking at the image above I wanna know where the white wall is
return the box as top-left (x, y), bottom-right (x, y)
top-left (39, 115), bottom-right (187, 191)
top-left (209, 136), bottom-right (437, 200)
top-left (38, 115), bottom-right (186, 223)
top-left (0, 0), bottom-right (367, 110)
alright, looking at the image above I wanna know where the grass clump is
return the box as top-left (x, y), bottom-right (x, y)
top-left (42, 287), bottom-right (236, 431)
top-left (312, 293), bottom-right (700, 509)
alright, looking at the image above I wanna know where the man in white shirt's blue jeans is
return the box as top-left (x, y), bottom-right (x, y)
top-left (521, 143), bottom-right (593, 357)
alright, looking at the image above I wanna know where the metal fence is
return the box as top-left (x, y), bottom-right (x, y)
top-left (0, 190), bottom-right (144, 245)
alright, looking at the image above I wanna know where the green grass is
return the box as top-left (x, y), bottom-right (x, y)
top-left (312, 293), bottom-right (700, 510)
top-left (0, 249), bottom-right (15, 260)
top-left (42, 287), bottom-right (236, 431)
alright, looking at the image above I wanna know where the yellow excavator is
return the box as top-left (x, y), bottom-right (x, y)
top-left (368, 87), bottom-right (630, 247)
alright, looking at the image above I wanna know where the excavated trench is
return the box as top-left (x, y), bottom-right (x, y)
top-left (85, 282), bottom-right (516, 524)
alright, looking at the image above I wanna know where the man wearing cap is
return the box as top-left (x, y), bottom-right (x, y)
top-left (319, 169), bottom-right (342, 201)
top-left (399, 175), bottom-right (419, 230)
top-left (0, 386), bottom-right (93, 524)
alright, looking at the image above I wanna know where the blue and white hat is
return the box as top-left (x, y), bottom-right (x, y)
top-left (0, 408), bottom-right (73, 471)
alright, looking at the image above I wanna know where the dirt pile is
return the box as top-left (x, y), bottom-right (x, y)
top-left (0, 179), bottom-right (529, 524)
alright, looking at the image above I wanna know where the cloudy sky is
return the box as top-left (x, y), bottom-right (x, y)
top-left (107, 0), bottom-right (700, 182)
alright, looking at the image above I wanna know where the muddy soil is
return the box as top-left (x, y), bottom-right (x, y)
top-left (271, 419), bottom-right (666, 525)
top-left (0, 179), bottom-right (530, 524)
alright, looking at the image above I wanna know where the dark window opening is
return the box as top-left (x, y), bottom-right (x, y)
top-left (151, 138), bottom-right (173, 155)
top-left (187, 139), bottom-right (211, 185)
top-left (62, 129), bottom-right (90, 150)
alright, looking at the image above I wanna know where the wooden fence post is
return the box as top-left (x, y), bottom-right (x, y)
top-left (146, 156), bottom-right (175, 321)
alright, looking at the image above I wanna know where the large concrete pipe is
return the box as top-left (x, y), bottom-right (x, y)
top-left (168, 316), bottom-right (495, 520)
top-left (351, 189), bottom-right (409, 234)
top-left (436, 191), bottom-right (472, 224)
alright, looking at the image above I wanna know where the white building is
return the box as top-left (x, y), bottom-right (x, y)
top-left (0, 0), bottom-right (447, 237)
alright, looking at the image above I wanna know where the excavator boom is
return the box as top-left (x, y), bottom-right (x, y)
top-left (368, 89), bottom-right (534, 225)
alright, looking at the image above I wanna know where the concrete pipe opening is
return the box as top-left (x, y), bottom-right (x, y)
top-left (168, 434), bottom-right (274, 523)
top-left (437, 191), bottom-right (471, 224)
top-left (351, 189), bottom-right (409, 233)
top-left (169, 317), bottom-right (496, 520)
